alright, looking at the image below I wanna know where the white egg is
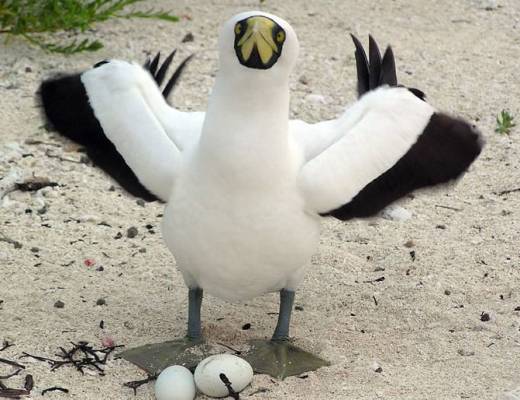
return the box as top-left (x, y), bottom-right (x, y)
top-left (155, 365), bottom-right (196, 400)
top-left (194, 354), bottom-right (253, 398)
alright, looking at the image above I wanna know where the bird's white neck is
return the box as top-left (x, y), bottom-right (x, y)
top-left (198, 72), bottom-right (291, 174)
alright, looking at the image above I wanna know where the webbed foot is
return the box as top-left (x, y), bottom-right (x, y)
top-left (244, 339), bottom-right (329, 380)
top-left (119, 337), bottom-right (209, 374)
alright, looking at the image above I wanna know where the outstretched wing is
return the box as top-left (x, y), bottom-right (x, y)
top-left (39, 50), bottom-right (203, 201)
top-left (296, 36), bottom-right (483, 220)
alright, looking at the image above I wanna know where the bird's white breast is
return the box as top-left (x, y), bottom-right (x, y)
top-left (161, 146), bottom-right (320, 302)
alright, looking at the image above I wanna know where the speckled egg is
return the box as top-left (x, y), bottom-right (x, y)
top-left (154, 365), bottom-right (196, 400)
top-left (194, 354), bottom-right (253, 397)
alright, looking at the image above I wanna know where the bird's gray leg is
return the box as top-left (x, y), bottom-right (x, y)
top-left (187, 287), bottom-right (203, 340)
top-left (244, 288), bottom-right (329, 379)
top-left (272, 289), bottom-right (295, 341)
top-left (119, 287), bottom-right (206, 375)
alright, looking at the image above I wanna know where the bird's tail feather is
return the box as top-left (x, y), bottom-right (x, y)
top-left (350, 34), bottom-right (423, 99)
top-left (39, 50), bottom-right (192, 201)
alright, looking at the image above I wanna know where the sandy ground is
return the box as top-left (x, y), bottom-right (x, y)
top-left (1, 0), bottom-right (520, 399)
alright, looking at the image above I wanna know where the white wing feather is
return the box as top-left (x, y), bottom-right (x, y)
top-left (81, 61), bottom-right (185, 201)
top-left (297, 86), bottom-right (435, 214)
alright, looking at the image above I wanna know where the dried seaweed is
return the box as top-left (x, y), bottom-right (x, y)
top-left (20, 342), bottom-right (123, 376)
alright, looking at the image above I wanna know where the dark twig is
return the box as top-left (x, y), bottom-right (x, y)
top-left (0, 388), bottom-right (30, 399)
top-left (0, 359), bottom-right (25, 370)
top-left (0, 342), bottom-right (13, 352)
top-left (42, 387), bottom-right (69, 396)
top-left (496, 187), bottom-right (520, 196)
top-left (15, 178), bottom-right (58, 192)
top-left (219, 373), bottom-right (240, 400)
top-left (20, 352), bottom-right (55, 364)
top-left (434, 204), bottom-right (463, 212)
top-left (123, 374), bottom-right (158, 396)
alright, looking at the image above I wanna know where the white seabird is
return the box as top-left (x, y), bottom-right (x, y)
top-left (40, 11), bottom-right (483, 378)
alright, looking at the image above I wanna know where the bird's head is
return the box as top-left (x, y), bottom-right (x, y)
top-left (218, 11), bottom-right (299, 79)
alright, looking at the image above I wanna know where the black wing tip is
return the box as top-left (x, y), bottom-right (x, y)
top-left (325, 113), bottom-right (484, 221)
top-left (407, 87), bottom-right (426, 101)
top-left (162, 53), bottom-right (194, 100)
top-left (39, 73), bottom-right (94, 144)
top-left (141, 48), bottom-right (193, 101)
top-left (149, 51), bottom-right (161, 75)
top-left (154, 48), bottom-right (177, 86)
top-left (381, 46), bottom-right (398, 87)
top-left (39, 72), bottom-right (159, 203)
top-left (350, 33), bottom-right (369, 97)
top-left (352, 35), bottom-right (424, 95)
top-left (368, 34), bottom-right (382, 90)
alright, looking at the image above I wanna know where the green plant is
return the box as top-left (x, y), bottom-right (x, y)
top-left (495, 110), bottom-right (516, 135)
top-left (0, 0), bottom-right (178, 54)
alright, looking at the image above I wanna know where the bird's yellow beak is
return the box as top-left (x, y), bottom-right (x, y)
top-left (234, 16), bottom-right (286, 70)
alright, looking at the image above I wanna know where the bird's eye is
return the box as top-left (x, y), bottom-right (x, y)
top-left (276, 31), bottom-right (285, 43)
top-left (235, 24), bottom-right (242, 35)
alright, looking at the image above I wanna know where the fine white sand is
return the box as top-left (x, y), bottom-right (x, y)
top-left (1, 0), bottom-right (519, 399)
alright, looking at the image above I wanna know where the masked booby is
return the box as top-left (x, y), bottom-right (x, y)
top-left (40, 11), bottom-right (483, 378)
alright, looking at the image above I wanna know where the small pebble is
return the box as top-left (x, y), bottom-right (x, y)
top-left (404, 240), bottom-right (415, 248)
top-left (444, 289), bottom-right (451, 296)
top-left (480, 312), bottom-right (491, 322)
top-left (182, 32), bottom-right (195, 43)
top-left (96, 298), bottom-right (106, 306)
top-left (126, 227), bottom-right (138, 238)
top-left (101, 336), bottom-right (115, 348)
top-left (371, 361), bottom-right (383, 373)
top-left (242, 323), bottom-right (251, 330)
top-left (84, 258), bottom-right (96, 267)
top-left (124, 321), bottom-right (135, 330)
top-left (54, 300), bottom-right (65, 308)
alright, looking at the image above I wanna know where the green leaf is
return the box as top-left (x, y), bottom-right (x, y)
top-left (495, 110), bottom-right (515, 135)
top-left (0, 0), bottom-right (179, 54)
